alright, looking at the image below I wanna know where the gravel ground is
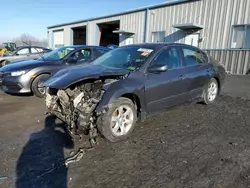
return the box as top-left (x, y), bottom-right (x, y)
top-left (0, 75), bottom-right (250, 188)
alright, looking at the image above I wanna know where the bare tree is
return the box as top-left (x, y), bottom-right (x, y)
top-left (12, 33), bottom-right (48, 48)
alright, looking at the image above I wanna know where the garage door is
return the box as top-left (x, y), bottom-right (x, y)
top-left (53, 30), bottom-right (64, 49)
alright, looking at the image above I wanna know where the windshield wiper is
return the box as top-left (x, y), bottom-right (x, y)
top-left (22, 40), bottom-right (46, 61)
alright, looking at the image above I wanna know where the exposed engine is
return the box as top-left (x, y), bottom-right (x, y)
top-left (45, 80), bottom-right (105, 142)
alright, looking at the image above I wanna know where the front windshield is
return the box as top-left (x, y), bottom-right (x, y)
top-left (92, 47), bottom-right (154, 71)
top-left (40, 47), bottom-right (75, 61)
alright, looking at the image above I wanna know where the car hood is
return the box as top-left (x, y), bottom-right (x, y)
top-left (0, 59), bottom-right (57, 72)
top-left (44, 64), bottom-right (130, 89)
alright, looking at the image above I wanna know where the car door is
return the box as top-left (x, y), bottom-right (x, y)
top-left (181, 46), bottom-right (212, 101)
top-left (144, 46), bottom-right (188, 113)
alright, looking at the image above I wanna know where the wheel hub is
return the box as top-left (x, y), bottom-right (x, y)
top-left (207, 81), bottom-right (218, 102)
top-left (111, 105), bottom-right (134, 136)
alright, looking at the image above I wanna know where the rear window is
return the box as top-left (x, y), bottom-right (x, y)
top-left (183, 47), bottom-right (208, 66)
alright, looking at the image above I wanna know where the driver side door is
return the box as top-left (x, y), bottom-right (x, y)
top-left (144, 46), bottom-right (188, 113)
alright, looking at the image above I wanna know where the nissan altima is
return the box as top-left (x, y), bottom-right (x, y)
top-left (44, 43), bottom-right (226, 143)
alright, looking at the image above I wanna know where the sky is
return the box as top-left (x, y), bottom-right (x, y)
top-left (0, 0), bottom-right (168, 41)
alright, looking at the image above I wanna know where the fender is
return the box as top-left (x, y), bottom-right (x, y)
top-left (26, 64), bottom-right (64, 84)
top-left (96, 78), bottom-right (147, 113)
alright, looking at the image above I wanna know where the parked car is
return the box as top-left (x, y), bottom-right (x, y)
top-left (0, 45), bottom-right (110, 98)
top-left (44, 43), bottom-right (226, 143)
top-left (0, 46), bottom-right (52, 67)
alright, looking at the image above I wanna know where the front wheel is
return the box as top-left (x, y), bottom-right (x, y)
top-left (97, 97), bottom-right (137, 142)
top-left (1, 60), bottom-right (10, 67)
top-left (31, 74), bottom-right (50, 98)
top-left (202, 78), bottom-right (219, 105)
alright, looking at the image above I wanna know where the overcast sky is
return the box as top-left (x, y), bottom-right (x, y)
top-left (0, 0), bottom-right (169, 41)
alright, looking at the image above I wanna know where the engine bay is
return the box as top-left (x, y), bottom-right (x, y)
top-left (45, 80), bottom-right (105, 143)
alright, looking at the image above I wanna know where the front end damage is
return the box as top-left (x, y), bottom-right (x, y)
top-left (45, 78), bottom-right (120, 143)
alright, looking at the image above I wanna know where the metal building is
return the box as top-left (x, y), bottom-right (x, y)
top-left (47, 0), bottom-right (250, 74)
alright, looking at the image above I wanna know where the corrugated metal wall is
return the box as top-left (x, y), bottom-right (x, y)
top-left (148, 0), bottom-right (250, 49)
top-left (48, 11), bottom-right (145, 46)
top-left (48, 0), bottom-right (250, 49)
top-left (205, 50), bottom-right (250, 75)
top-left (88, 11), bottom-right (145, 45)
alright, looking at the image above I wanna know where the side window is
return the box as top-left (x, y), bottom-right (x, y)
top-left (95, 48), bottom-right (110, 57)
top-left (183, 47), bottom-right (208, 67)
top-left (17, 48), bottom-right (29, 55)
top-left (153, 47), bottom-right (181, 70)
top-left (71, 48), bottom-right (92, 62)
top-left (43, 49), bottom-right (51, 53)
top-left (31, 48), bottom-right (43, 54)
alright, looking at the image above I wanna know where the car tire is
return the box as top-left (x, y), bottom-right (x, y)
top-left (247, 69), bottom-right (250, 76)
top-left (202, 78), bottom-right (219, 105)
top-left (1, 60), bottom-right (10, 67)
top-left (97, 97), bottom-right (137, 142)
top-left (31, 74), bottom-right (50, 98)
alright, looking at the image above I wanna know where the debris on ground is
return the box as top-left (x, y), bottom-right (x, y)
top-left (65, 146), bottom-right (94, 167)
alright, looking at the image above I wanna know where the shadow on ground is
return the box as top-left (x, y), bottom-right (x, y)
top-left (6, 92), bottom-right (33, 97)
top-left (15, 115), bottom-right (74, 188)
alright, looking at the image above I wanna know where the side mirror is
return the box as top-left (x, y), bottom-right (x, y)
top-left (148, 64), bottom-right (168, 73)
top-left (66, 56), bottom-right (77, 64)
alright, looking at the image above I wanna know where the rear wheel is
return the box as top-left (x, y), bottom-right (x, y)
top-left (202, 78), bottom-right (219, 104)
top-left (97, 97), bottom-right (137, 142)
top-left (31, 74), bottom-right (50, 98)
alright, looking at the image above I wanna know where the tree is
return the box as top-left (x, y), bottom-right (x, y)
top-left (12, 33), bottom-right (48, 47)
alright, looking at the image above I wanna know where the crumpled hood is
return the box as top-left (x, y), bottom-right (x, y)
top-left (0, 59), bottom-right (55, 72)
top-left (44, 64), bottom-right (129, 89)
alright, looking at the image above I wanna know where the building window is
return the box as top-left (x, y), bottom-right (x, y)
top-left (151, 31), bottom-right (165, 43)
top-left (231, 25), bottom-right (250, 49)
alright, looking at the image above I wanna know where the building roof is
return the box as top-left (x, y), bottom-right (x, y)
top-left (48, 0), bottom-right (192, 29)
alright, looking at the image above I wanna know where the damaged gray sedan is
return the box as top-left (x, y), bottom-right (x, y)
top-left (44, 43), bottom-right (225, 143)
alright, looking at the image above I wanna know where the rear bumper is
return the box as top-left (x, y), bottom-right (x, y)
top-left (1, 75), bottom-right (32, 94)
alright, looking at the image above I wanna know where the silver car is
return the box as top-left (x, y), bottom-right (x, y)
top-left (0, 46), bottom-right (51, 67)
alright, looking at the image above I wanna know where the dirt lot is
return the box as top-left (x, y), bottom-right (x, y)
top-left (0, 75), bottom-right (250, 188)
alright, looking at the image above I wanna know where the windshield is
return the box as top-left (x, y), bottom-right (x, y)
top-left (40, 47), bottom-right (75, 61)
top-left (92, 47), bottom-right (154, 71)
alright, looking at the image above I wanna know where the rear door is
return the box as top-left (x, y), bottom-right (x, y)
top-left (144, 46), bottom-right (188, 113)
top-left (180, 46), bottom-right (212, 100)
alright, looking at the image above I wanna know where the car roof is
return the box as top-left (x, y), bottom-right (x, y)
top-left (17, 45), bottom-right (50, 49)
top-left (64, 45), bottom-right (109, 49)
top-left (121, 42), bottom-right (199, 50)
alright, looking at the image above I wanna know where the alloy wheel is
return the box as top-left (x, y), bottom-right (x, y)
top-left (207, 81), bottom-right (218, 102)
top-left (111, 105), bottom-right (134, 136)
